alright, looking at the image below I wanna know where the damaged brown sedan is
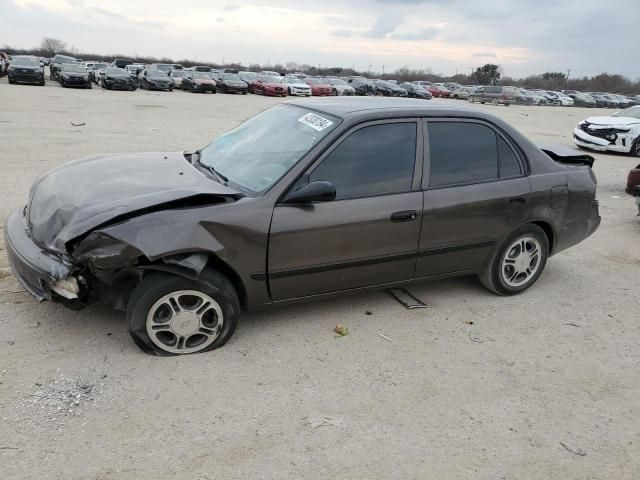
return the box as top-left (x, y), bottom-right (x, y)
top-left (5, 98), bottom-right (601, 355)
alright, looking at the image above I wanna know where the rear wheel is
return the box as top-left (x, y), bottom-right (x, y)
top-left (127, 271), bottom-right (240, 356)
top-left (491, 98), bottom-right (499, 106)
top-left (468, 96), bottom-right (475, 103)
top-left (479, 224), bottom-right (549, 296)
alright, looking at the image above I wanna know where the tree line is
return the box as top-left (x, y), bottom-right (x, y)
top-left (3, 38), bottom-right (638, 94)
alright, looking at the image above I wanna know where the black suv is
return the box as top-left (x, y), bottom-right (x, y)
top-left (468, 86), bottom-right (515, 106)
top-left (50, 54), bottom-right (79, 81)
top-left (8, 56), bottom-right (45, 86)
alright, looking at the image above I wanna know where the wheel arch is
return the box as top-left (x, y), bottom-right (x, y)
top-left (140, 253), bottom-right (248, 311)
top-left (528, 220), bottom-right (555, 254)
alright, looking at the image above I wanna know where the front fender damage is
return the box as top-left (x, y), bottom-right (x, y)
top-left (67, 216), bottom-right (223, 309)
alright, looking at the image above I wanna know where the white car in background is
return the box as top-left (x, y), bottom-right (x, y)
top-left (551, 91), bottom-right (574, 106)
top-left (574, 106), bottom-right (640, 156)
top-left (327, 78), bottom-right (355, 96)
top-left (169, 69), bottom-right (186, 89)
top-left (525, 90), bottom-right (549, 105)
top-left (283, 76), bottom-right (312, 96)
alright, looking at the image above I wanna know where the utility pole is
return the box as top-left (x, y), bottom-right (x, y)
top-left (565, 69), bottom-right (571, 89)
top-left (368, 64), bottom-right (372, 75)
top-left (382, 65), bottom-right (385, 75)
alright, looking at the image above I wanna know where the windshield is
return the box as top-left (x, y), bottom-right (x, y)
top-left (12, 58), bottom-right (39, 67)
top-left (193, 72), bottom-right (212, 79)
top-left (305, 78), bottom-right (323, 85)
top-left (330, 79), bottom-right (347, 85)
top-left (613, 106), bottom-right (640, 119)
top-left (156, 64), bottom-right (172, 71)
top-left (171, 70), bottom-right (185, 77)
top-left (105, 67), bottom-right (126, 75)
top-left (94, 63), bottom-right (107, 69)
top-left (148, 70), bottom-right (168, 78)
top-left (223, 73), bottom-right (240, 81)
top-left (262, 76), bottom-right (283, 83)
top-left (285, 77), bottom-right (301, 84)
top-left (240, 71), bottom-right (256, 78)
top-left (198, 104), bottom-right (339, 194)
top-left (57, 56), bottom-right (78, 64)
top-left (62, 64), bottom-right (86, 73)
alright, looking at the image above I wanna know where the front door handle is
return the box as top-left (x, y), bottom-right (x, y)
top-left (390, 210), bottom-right (417, 222)
top-left (508, 197), bottom-right (527, 206)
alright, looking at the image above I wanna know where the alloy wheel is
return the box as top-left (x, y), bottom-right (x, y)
top-left (500, 236), bottom-right (542, 288)
top-left (145, 290), bottom-right (224, 354)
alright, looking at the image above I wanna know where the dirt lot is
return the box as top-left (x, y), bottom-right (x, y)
top-left (1, 77), bottom-right (639, 480)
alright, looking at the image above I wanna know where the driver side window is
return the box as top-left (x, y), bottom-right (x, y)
top-left (307, 122), bottom-right (417, 200)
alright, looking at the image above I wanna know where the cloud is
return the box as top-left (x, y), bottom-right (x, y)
top-left (330, 29), bottom-right (355, 37)
top-left (390, 27), bottom-right (439, 41)
top-left (472, 52), bottom-right (497, 57)
top-left (362, 12), bottom-right (405, 38)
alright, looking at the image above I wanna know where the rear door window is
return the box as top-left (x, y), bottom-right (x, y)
top-left (427, 122), bottom-right (522, 188)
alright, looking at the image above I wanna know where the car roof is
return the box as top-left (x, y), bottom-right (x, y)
top-left (286, 97), bottom-right (471, 117)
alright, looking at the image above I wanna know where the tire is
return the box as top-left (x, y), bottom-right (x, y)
top-left (127, 271), bottom-right (240, 356)
top-left (8, 79), bottom-right (15, 84)
top-left (479, 224), bottom-right (549, 296)
top-left (287, 87), bottom-right (291, 95)
top-left (630, 136), bottom-right (640, 158)
top-left (453, 94), bottom-right (459, 99)
top-left (491, 98), bottom-right (498, 106)
top-left (468, 96), bottom-right (475, 103)
top-left (87, 82), bottom-right (92, 89)
top-left (332, 89), bottom-right (338, 96)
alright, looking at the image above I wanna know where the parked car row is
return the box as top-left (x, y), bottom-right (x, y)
top-left (5, 54), bottom-right (640, 109)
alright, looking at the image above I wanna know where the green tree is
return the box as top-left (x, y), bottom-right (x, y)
top-left (472, 64), bottom-right (501, 85)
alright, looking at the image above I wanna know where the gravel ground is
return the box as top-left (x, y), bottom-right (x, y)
top-left (0, 75), bottom-right (639, 480)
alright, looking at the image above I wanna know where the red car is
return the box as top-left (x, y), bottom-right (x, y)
top-left (249, 75), bottom-right (287, 97)
top-left (627, 163), bottom-right (640, 194)
top-left (428, 85), bottom-right (452, 98)
top-left (304, 78), bottom-right (333, 96)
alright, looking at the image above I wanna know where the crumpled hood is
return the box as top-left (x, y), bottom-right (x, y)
top-left (582, 116), bottom-right (640, 126)
top-left (27, 152), bottom-right (240, 253)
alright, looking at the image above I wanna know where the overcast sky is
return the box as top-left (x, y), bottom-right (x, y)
top-left (1, 0), bottom-right (638, 78)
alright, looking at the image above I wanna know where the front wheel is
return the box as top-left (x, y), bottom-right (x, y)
top-left (127, 271), bottom-right (240, 356)
top-left (479, 224), bottom-right (549, 296)
top-left (491, 98), bottom-right (499, 106)
top-left (468, 96), bottom-right (475, 103)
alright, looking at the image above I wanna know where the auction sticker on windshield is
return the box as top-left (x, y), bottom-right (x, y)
top-left (298, 112), bottom-right (333, 132)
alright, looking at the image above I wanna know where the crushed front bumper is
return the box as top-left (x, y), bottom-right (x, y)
top-left (4, 208), bottom-right (75, 301)
top-left (573, 127), bottom-right (634, 153)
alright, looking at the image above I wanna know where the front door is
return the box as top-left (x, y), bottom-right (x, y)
top-left (268, 120), bottom-right (423, 301)
top-left (416, 119), bottom-right (531, 278)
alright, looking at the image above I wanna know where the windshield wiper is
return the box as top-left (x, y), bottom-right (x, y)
top-left (192, 149), bottom-right (228, 184)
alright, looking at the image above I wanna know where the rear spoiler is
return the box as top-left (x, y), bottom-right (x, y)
top-left (539, 144), bottom-right (594, 168)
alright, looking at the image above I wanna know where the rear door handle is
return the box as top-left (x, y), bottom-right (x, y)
top-left (390, 210), bottom-right (417, 222)
top-left (508, 197), bottom-right (527, 206)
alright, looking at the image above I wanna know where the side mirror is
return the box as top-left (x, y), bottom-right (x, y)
top-left (283, 181), bottom-right (336, 204)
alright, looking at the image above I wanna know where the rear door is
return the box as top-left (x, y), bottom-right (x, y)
top-left (416, 119), bottom-right (531, 278)
top-left (268, 119), bottom-right (424, 301)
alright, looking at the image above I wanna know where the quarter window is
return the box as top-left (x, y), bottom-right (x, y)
top-left (309, 123), bottom-right (416, 199)
top-left (498, 136), bottom-right (522, 178)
